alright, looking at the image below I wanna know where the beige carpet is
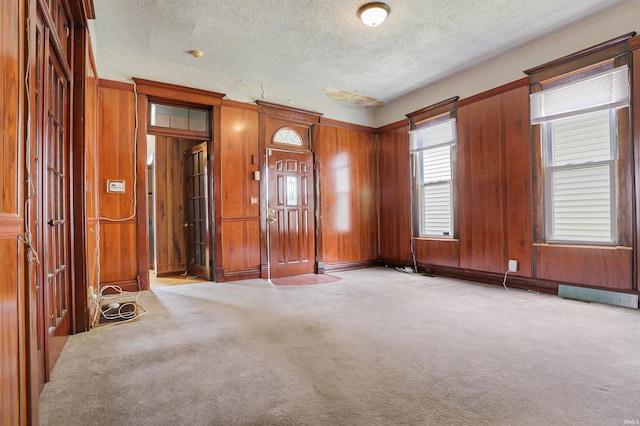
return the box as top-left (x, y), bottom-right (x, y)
top-left (39, 267), bottom-right (640, 425)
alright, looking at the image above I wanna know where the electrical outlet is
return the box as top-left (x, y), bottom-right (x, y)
top-left (508, 259), bottom-right (518, 272)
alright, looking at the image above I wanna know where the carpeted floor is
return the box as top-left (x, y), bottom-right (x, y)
top-left (39, 267), bottom-right (640, 425)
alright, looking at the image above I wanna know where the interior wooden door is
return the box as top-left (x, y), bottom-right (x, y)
top-left (40, 37), bottom-right (71, 376)
top-left (267, 149), bottom-right (316, 277)
top-left (184, 142), bottom-right (210, 279)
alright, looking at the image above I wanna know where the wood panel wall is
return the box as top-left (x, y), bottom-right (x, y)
top-left (317, 123), bottom-right (377, 269)
top-left (84, 53), bottom-right (99, 324)
top-left (220, 103), bottom-right (261, 279)
top-left (1, 1), bottom-right (26, 423)
top-left (377, 123), bottom-right (412, 265)
top-left (457, 81), bottom-right (532, 276)
top-left (97, 82), bottom-right (139, 290)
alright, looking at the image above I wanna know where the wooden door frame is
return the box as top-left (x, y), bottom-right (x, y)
top-left (132, 79), bottom-right (224, 289)
top-left (256, 101), bottom-right (324, 278)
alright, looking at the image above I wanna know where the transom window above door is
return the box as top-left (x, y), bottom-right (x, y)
top-left (149, 102), bottom-right (209, 135)
top-left (273, 127), bottom-right (303, 146)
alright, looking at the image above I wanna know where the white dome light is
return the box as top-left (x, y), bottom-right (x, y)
top-left (358, 2), bottom-right (390, 27)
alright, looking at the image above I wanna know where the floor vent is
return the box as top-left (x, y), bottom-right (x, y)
top-left (558, 284), bottom-right (638, 309)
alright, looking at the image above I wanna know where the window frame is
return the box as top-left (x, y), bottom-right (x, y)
top-left (541, 108), bottom-right (619, 244)
top-left (406, 97), bottom-right (459, 240)
top-left (525, 34), bottom-right (634, 247)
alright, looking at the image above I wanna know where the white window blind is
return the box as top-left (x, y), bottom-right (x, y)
top-left (410, 119), bottom-right (456, 237)
top-left (531, 66), bottom-right (628, 124)
top-left (533, 65), bottom-right (626, 244)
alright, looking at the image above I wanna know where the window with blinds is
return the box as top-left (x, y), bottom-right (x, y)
top-left (532, 65), bottom-right (628, 243)
top-left (410, 118), bottom-right (456, 237)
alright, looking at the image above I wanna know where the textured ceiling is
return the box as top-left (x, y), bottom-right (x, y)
top-left (92, 0), bottom-right (631, 118)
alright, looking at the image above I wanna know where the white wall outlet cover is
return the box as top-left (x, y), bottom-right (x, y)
top-left (508, 260), bottom-right (518, 272)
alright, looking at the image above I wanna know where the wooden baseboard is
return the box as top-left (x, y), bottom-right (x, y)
top-left (324, 260), bottom-right (378, 273)
top-left (221, 269), bottom-right (261, 282)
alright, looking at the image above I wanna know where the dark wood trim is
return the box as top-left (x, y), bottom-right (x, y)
top-left (133, 78), bottom-right (225, 106)
top-left (319, 117), bottom-right (375, 133)
top-left (457, 78), bottom-right (529, 107)
top-left (406, 96), bottom-right (459, 126)
top-left (632, 49), bottom-right (640, 291)
top-left (324, 260), bottom-right (378, 272)
top-left (147, 125), bottom-right (210, 140)
top-left (222, 269), bottom-right (261, 281)
top-left (524, 32), bottom-right (635, 76)
top-left (135, 92), bottom-right (150, 291)
top-left (220, 217), bottom-right (260, 222)
top-left (221, 98), bottom-right (259, 111)
top-left (211, 104), bottom-right (223, 282)
top-left (256, 100), bottom-right (323, 120)
top-left (98, 79), bottom-right (133, 92)
top-left (629, 35), bottom-right (640, 51)
top-left (97, 279), bottom-right (139, 293)
top-left (376, 119), bottom-right (408, 133)
top-left (71, 24), bottom-right (88, 333)
top-left (98, 217), bottom-right (137, 225)
top-left (525, 33), bottom-right (635, 85)
top-left (312, 124), bottom-right (323, 275)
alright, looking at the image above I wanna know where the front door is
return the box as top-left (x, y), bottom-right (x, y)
top-left (184, 142), bottom-right (210, 279)
top-left (267, 149), bottom-right (315, 277)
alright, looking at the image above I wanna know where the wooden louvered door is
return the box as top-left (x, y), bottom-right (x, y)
top-left (267, 150), bottom-right (315, 277)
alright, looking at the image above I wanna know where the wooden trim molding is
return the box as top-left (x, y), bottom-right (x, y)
top-left (457, 78), bottom-right (529, 107)
top-left (524, 32), bottom-right (635, 84)
top-left (256, 100), bottom-right (323, 121)
top-left (133, 78), bottom-right (225, 106)
top-left (319, 117), bottom-right (375, 133)
top-left (98, 79), bottom-right (133, 92)
top-left (324, 260), bottom-right (378, 273)
top-left (376, 118), bottom-right (409, 133)
top-left (406, 96), bottom-right (459, 126)
top-left (221, 98), bottom-right (259, 111)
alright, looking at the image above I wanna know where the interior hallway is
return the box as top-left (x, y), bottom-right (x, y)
top-left (39, 268), bottom-right (640, 425)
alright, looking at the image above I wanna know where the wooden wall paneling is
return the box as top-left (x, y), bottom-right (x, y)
top-left (633, 46), bottom-right (640, 291)
top-left (98, 222), bottom-right (139, 284)
top-left (219, 105), bottom-right (261, 278)
top-left (84, 47), bottom-right (99, 324)
top-left (414, 239), bottom-right (459, 268)
top-left (97, 83), bottom-right (139, 288)
top-left (1, 0), bottom-right (26, 423)
top-left (458, 95), bottom-right (506, 273)
top-left (221, 220), bottom-right (261, 275)
top-left (317, 125), bottom-right (377, 266)
top-left (502, 85), bottom-right (533, 277)
top-left (535, 245), bottom-right (632, 289)
top-left (377, 124), bottom-right (413, 265)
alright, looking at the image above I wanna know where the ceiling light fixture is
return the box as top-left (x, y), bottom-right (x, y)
top-left (357, 2), bottom-right (390, 27)
top-left (190, 50), bottom-right (204, 58)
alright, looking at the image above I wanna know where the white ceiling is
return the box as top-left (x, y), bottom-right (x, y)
top-left (91, 0), bottom-right (632, 125)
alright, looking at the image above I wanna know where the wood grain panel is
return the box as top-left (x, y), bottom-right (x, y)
top-left (377, 125), bottom-right (412, 264)
top-left (414, 239), bottom-right (459, 268)
top-left (97, 84), bottom-right (136, 220)
top-left (153, 136), bottom-right (199, 275)
top-left (222, 220), bottom-right (261, 273)
top-left (98, 222), bottom-right (138, 282)
top-left (502, 85), bottom-right (533, 276)
top-left (633, 47), bottom-right (640, 291)
top-left (0, 238), bottom-right (21, 426)
top-left (317, 125), bottom-right (377, 264)
top-left (458, 95), bottom-right (507, 273)
top-left (1, 0), bottom-right (20, 215)
top-left (220, 106), bottom-right (259, 219)
top-left (535, 245), bottom-right (632, 289)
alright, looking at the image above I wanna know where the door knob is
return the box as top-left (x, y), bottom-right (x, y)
top-left (268, 217), bottom-right (277, 223)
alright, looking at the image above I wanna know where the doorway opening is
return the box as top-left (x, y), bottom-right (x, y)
top-left (147, 135), bottom-right (210, 288)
